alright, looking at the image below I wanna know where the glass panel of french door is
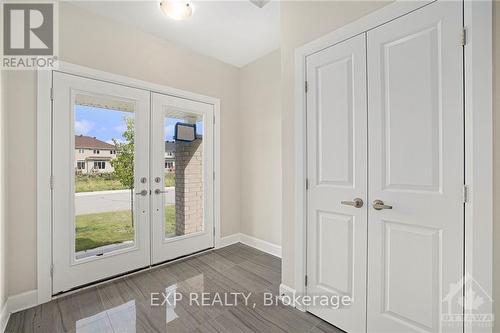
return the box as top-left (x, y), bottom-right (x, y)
top-left (52, 72), bottom-right (151, 294)
top-left (151, 93), bottom-right (214, 264)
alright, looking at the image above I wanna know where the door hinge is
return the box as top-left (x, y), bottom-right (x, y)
top-left (463, 184), bottom-right (470, 203)
top-left (305, 178), bottom-right (309, 190)
top-left (50, 264), bottom-right (54, 277)
top-left (305, 81), bottom-right (308, 93)
top-left (461, 27), bottom-right (467, 46)
top-left (213, 115), bottom-right (216, 125)
top-left (305, 275), bottom-right (308, 286)
top-left (50, 87), bottom-right (54, 101)
top-left (49, 175), bottom-right (54, 189)
top-left (213, 171), bottom-right (215, 181)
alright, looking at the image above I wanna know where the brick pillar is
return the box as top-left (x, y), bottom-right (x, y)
top-left (175, 138), bottom-right (203, 236)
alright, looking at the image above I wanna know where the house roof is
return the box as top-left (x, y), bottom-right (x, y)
top-left (75, 135), bottom-right (116, 150)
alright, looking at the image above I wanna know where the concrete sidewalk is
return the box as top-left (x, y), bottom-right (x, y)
top-left (76, 187), bottom-right (175, 197)
top-left (75, 187), bottom-right (176, 215)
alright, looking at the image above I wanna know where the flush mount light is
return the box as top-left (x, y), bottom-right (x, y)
top-left (249, 0), bottom-right (270, 8)
top-left (160, 0), bottom-right (193, 21)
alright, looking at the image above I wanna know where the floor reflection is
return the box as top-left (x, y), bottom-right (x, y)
top-left (5, 244), bottom-right (342, 333)
top-left (165, 284), bottom-right (178, 323)
top-left (76, 300), bottom-right (136, 333)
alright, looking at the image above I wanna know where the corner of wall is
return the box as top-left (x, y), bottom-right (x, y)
top-left (237, 49), bottom-right (282, 248)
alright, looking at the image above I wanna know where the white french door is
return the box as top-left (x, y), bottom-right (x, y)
top-left (306, 1), bottom-right (464, 332)
top-left (52, 73), bottom-right (215, 294)
top-left (52, 72), bottom-right (151, 293)
top-left (366, 2), bottom-right (463, 332)
top-left (150, 92), bottom-right (214, 264)
top-left (305, 33), bottom-right (368, 333)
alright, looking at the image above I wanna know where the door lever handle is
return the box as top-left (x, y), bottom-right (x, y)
top-left (341, 198), bottom-right (364, 208)
top-left (135, 190), bottom-right (148, 196)
top-left (154, 189), bottom-right (168, 195)
top-left (372, 199), bottom-right (392, 210)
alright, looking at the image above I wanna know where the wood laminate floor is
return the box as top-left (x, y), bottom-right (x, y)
top-left (6, 243), bottom-right (343, 333)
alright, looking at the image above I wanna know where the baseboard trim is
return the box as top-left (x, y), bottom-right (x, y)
top-left (218, 233), bottom-right (241, 248)
top-left (217, 233), bottom-right (282, 258)
top-left (1, 289), bottom-right (38, 332)
top-left (0, 301), bottom-right (9, 333)
top-left (279, 284), bottom-right (306, 312)
top-left (7, 290), bottom-right (38, 314)
top-left (239, 233), bottom-right (281, 258)
top-left (279, 283), bottom-right (295, 299)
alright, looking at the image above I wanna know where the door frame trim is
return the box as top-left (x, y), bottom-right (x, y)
top-left (37, 61), bottom-right (221, 304)
top-left (292, 1), bottom-right (492, 331)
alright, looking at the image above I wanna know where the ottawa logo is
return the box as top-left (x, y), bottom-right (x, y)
top-left (442, 273), bottom-right (493, 328)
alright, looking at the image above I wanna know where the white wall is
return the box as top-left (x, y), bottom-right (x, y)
top-left (239, 49), bottom-right (282, 246)
top-left (0, 68), bottom-right (7, 322)
top-left (492, 1), bottom-right (500, 328)
top-left (279, 0), bottom-right (391, 288)
top-left (5, 2), bottom-right (241, 297)
top-left (5, 70), bottom-right (37, 298)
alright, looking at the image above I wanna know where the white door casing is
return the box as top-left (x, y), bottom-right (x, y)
top-left (151, 92), bottom-right (214, 264)
top-left (366, 2), bottom-right (463, 332)
top-left (305, 33), bottom-right (368, 333)
top-left (52, 72), bottom-right (151, 293)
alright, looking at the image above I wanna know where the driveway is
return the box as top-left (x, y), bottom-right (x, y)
top-left (75, 187), bottom-right (175, 215)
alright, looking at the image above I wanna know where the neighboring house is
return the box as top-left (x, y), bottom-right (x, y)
top-left (75, 135), bottom-right (117, 174)
top-left (75, 137), bottom-right (175, 174)
top-left (165, 141), bottom-right (176, 171)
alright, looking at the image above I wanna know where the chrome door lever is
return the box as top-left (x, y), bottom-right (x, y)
top-left (154, 189), bottom-right (168, 195)
top-left (135, 189), bottom-right (148, 196)
top-left (341, 198), bottom-right (364, 208)
top-left (372, 200), bottom-right (392, 210)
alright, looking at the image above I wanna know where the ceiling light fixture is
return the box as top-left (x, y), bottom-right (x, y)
top-left (249, 0), bottom-right (270, 9)
top-left (159, 0), bottom-right (193, 21)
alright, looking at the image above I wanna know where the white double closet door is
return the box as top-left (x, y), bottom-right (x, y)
top-left (52, 72), bottom-right (214, 294)
top-left (306, 2), bottom-right (463, 332)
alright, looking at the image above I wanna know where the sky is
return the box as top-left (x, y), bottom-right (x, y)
top-left (75, 105), bottom-right (132, 143)
top-left (75, 105), bottom-right (203, 143)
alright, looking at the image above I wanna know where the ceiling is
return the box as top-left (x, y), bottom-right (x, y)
top-left (72, 1), bottom-right (281, 67)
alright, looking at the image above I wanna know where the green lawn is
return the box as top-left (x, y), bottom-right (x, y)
top-left (75, 205), bottom-right (176, 252)
top-left (75, 174), bottom-right (128, 193)
top-left (165, 172), bottom-right (175, 187)
top-left (75, 172), bottom-right (175, 193)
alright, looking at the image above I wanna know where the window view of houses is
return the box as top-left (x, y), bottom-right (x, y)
top-left (73, 104), bottom-right (180, 256)
top-left (73, 106), bottom-right (136, 256)
top-left (75, 135), bottom-right (176, 174)
top-left (72, 102), bottom-right (205, 256)
top-left (164, 141), bottom-right (176, 171)
top-left (75, 135), bottom-right (117, 174)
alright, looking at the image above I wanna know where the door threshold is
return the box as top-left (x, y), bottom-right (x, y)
top-left (51, 247), bottom-right (214, 299)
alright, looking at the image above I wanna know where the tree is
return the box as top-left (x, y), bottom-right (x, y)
top-left (111, 117), bottom-right (135, 226)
